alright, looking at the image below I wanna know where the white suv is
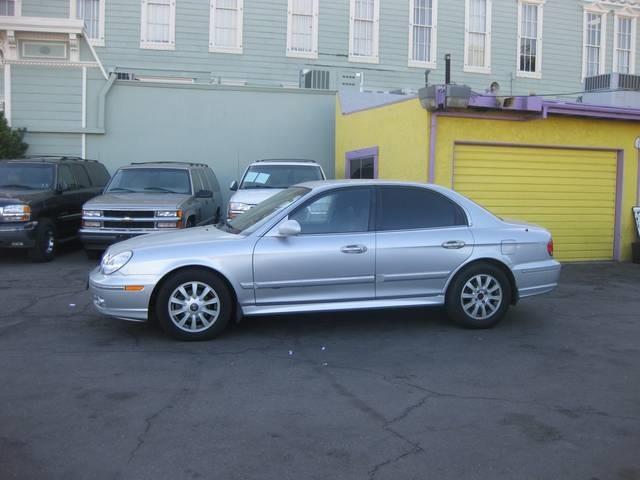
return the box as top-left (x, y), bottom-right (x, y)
top-left (227, 159), bottom-right (326, 219)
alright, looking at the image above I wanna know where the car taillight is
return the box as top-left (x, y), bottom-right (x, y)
top-left (547, 238), bottom-right (554, 257)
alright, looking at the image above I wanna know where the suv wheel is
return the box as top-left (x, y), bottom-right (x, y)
top-left (28, 219), bottom-right (57, 263)
top-left (155, 268), bottom-right (232, 341)
top-left (445, 263), bottom-right (511, 329)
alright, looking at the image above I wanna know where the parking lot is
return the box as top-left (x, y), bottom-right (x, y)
top-left (0, 245), bottom-right (639, 480)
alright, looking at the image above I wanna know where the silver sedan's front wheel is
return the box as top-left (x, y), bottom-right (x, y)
top-left (156, 269), bottom-right (232, 341)
top-left (445, 263), bottom-right (511, 329)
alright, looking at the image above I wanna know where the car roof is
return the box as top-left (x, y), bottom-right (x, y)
top-left (1, 156), bottom-right (99, 164)
top-left (122, 162), bottom-right (206, 169)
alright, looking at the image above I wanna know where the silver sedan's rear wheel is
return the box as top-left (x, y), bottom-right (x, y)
top-left (155, 269), bottom-right (232, 340)
top-left (445, 263), bottom-right (511, 329)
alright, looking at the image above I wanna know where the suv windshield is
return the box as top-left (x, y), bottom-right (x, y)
top-left (0, 163), bottom-right (55, 190)
top-left (106, 168), bottom-right (192, 194)
top-left (222, 187), bottom-right (309, 234)
top-left (240, 164), bottom-right (323, 189)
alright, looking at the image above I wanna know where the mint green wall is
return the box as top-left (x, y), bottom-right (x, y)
top-left (22, 0), bottom-right (69, 18)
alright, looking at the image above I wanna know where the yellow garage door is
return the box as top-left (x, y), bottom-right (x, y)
top-left (453, 144), bottom-right (618, 261)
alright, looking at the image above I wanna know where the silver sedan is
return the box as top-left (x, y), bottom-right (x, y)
top-left (88, 180), bottom-right (561, 340)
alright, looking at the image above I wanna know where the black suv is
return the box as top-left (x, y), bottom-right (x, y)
top-left (0, 157), bottom-right (110, 261)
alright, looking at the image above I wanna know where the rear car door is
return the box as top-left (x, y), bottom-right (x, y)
top-left (252, 187), bottom-right (375, 306)
top-left (195, 169), bottom-right (215, 224)
top-left (68, 164), bottom-right (96, 232)
top-left (375, 186), bottom-right (474, 299)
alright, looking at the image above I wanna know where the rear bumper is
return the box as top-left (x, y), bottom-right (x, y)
top-left (513, 260), bottom-right (562, 299)
top-left (0, 222), bottom-right (38, 249)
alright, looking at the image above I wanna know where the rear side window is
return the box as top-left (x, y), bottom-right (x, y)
top-left (85, 162), bottom-right (110, 187)
top-left (69, 164), bottom-right (91, 188)
top-left (192, 170), bottom-right (204, 192)
top-left (57, 165), bottom-right (76, 189)
top-left (205, 168), bottom-right (220, 193)
top-left (376, 187), bottom-right (467, 231)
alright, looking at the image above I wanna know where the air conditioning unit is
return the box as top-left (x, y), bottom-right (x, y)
top-left (339, 71), bottom-right (364, 91)
top-left (583, 72), bottom-right (640, 108)
top-left (299, 69), bottom-right (330, 90)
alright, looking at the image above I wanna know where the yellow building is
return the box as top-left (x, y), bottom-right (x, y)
top-left (336, 91), bottom-right (640, 262)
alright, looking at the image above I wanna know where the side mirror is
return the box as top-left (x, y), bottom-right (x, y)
top-left (229, 180), bottom-right (239, 191)
top-left (56, 182), bottom-right (69, 194)
top-left (196, 189), bottom-right (213, 199)
top-left (278, 219), bottom-right (301, 237)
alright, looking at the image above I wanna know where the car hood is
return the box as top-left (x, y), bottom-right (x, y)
top-left (84, 192), bottom-right (192, 210)
top-left (109, 225), bottom-right (239, 253)
top-left (231, 189), bottom-right (284, 206)
top-left (0, 189), bottom-right (53, 206)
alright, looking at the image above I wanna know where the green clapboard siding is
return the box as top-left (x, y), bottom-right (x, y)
top-left (22, 0), bottom-right (69, 18)
top-left (24, 133), bottom-right (82, 157)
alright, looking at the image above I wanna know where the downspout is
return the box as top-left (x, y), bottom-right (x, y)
top-left (428, 112), bottom-right (438, 183)
top-left (97, 72), bottom-right (116, 131)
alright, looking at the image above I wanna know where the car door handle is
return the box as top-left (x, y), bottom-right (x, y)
top-left (442, 240), bottom-right (466, 249)
top-left (341, 245), bottom-right (368, 254)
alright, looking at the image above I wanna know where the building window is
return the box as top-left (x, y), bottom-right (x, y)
top-left (140, 0), bottom-right (176, 50)
top-left (287, 0), bottom-right (318, 58)
top-left (0, 0), bottom-right (16, 16)
top-left (209, 0), bottom-right (243, 54)
top-left (464, 0), bottom-right (492, 73)
top-left (517, 1), bottom-right (543, 78)
top-left (349, 0), bottom-right (380, 64)
top-left (614, 14), bottom-right (636, 74)
top-left (409, 0), bottom-right (437, 68)
top-left (583, 9), bottom-right (606, 78)
top-left (77, 0), bottom-right (105, 45)
top-left (346, 147), bottom-right (378, 179)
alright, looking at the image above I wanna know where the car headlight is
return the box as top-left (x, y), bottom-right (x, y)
top-left (83, 210), bottom-right (101, 217)
top-left (0, 204), bottom-right (31, 222)
top-left (227, 202), bottom-right (252, 219)
top-left (101, 251), bottom-right (133, 275)
top-left (156, 210), bottom-right (182, 218)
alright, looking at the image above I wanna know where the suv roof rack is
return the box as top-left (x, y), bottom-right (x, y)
top-left (129, 161), bottom-right (208, 167)
top-left (22, 155), bottom-right (99, 163)
top-left (254, 159), bottom-right (318, 163)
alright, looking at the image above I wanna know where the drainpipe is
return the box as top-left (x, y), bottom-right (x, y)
top-left (428, 112), bottom-right (438, 184)
top-left (97, 72), bottom-right (116, 131)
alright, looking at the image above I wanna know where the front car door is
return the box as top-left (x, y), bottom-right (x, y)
top-left (375, 186), bottom-right (474, 299)
top-left (252, 187), bottom-right (375, 306)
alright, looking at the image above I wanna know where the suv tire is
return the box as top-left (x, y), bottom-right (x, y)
top-left (28, 219), bottom-right (57, 263)
top-left (155, 268), bottom-right (232, 341)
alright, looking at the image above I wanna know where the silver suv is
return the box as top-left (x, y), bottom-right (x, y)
top-left (227, 159), bottom-right (325, 219)
top-left (80, 162), bottom-right (222, 255)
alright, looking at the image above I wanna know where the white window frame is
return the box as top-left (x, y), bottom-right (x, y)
top-left (0, 0), bottom-right (21, 16)
top-left (140, 0), bottom-right (176, 51)
top-left (73, 0), bottom-right (105, 47)
top-left (286, 0), bottom-right (319, 59)
top-left (408, 0), bottom-right (438, 69)
top-left (613, 8), bottom-right (637, 74)
top-left (464, 0), bottom-right (492, 74)
top-left (209, 0), bottom-right (243, 54)
top-left (348, 0), bottom-right (380, 64)
top-left (582, 4), bottom-right (607, 79)
top-left (20, 40), bottom-right (68, 59)
top-left (516, 0), bottom-right (544, 79)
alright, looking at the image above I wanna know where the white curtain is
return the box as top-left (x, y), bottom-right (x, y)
top-left (78, 0), bottom-right (100, 39)
top-left (412, 0), bottom-right (433, 62)
top-left (467, 0), bottom-right (487, 67)
top-left (0, 0), bottom-right (16, 16)
top-left (147, 0), bottom-right (171, 43)
top-left (214, 0), bottom-right (239, 47)
top-left (290, 0), bottom-right (314, 52)
top-left (353, 0), bottom-right (375, 56)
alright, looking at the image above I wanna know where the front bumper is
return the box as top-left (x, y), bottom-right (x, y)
top-left (88, 266), bottom-right (158, 322)
top-left (0, 222), bottom-right (38, 249)
top-left (80, 229), bottom-right (153, 250)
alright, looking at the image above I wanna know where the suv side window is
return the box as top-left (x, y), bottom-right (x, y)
top-left (197, 169), bottom-right (211, 191)
top-left (191, 170), bottom-right (204, 193)
top-left (85, 162), bottom-right (110, 187)
top-left (376, 187), bottom-right (468, 231)
top-left (69, 164), bottom-right (91, 189)
top-left (57, 164), bottom-right (76, 190)
top-left (290, 188), bottom-right (371, 235)
top-left (205, 168), bottom-right (220, 194)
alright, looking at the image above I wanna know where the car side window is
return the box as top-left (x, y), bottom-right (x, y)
top-left (86, 163), bottom-right (110, 187)
top-left (197, 169), bottom-right (211, 191)
top-left (205, 169), bottom-right (221, 194)
top-left (377, 187), bottom-right (468, 231)
top-left (57, 164), bottom-right (77, 190)
top-left (69, 164), bottom-right (91, 189)
top-left (290, 188), bottom-right (371, 235)
top-left (191, 170), bottom-right (204, 193)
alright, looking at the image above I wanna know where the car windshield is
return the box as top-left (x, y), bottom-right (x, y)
top-left (222, 187), bottom-right (309, 234)
top-left (0, 163), bottom-right (55, 190)
top-left (106, 168), bottom-right (192, 194)
top-left (240, 164), bottom-right (323, 189)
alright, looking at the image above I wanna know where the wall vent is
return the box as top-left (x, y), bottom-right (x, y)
top-left (116, 72), bottom-right (133, 81)
top-left (299, 69), bottom-right (330, 90)
top-left (585, 72), bottom-right (640, 92)
top-left (339, 71), bottom-right (364, 91)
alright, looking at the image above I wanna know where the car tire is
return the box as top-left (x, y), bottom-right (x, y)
top-left (214, 207), bottom-right (221, 224)
top-left (28, 219), bottom-right (57, 263)
top-left (155, 268), bottom-right (232, 341)
top-left (186, 217), bottom-right (195, 228)
top-left (445, 263), bottom-right (511, 329)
